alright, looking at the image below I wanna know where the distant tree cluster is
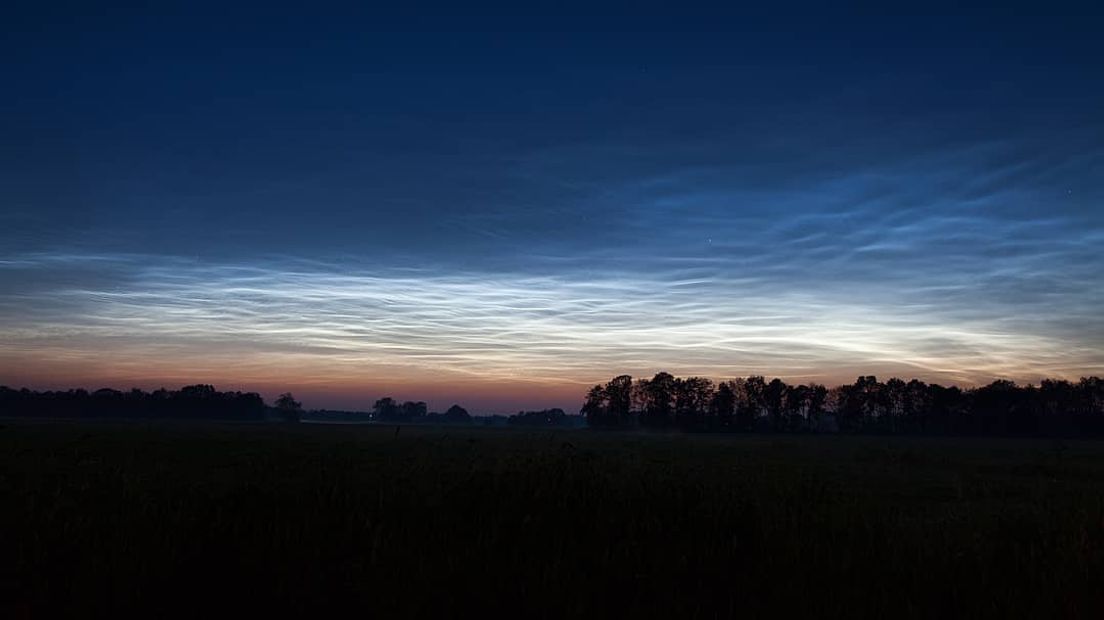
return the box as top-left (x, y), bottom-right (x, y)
top-left (371, 398), bottom-right (472, 424)
top-left (274, 392), bottom-right (303, 422)
top-left (582, 373), bottom-right (1104, 436)
top-left (433, 404), bottom-right (473, 424)
top-left (0, 384), bottom-right (268, 420)
top-left (508, 408), bottom-right (584, 428)
top-left (372, 397), bottom-right (427, 422)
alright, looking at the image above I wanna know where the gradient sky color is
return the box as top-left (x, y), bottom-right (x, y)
top-left (2, 4), bottom-right (1103, 412)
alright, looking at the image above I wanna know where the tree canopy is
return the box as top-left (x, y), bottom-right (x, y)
top-left (581, 373), bottom-right (1104, 436)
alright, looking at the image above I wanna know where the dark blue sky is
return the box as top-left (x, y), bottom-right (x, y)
top-left (2, 3), bottom-right (1103, 411)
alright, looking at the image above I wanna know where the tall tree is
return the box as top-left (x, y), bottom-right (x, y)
top-left (606, 375), bottom-right (634, 426)
top-left (710, 381), bottom-right (737, 430)
top-left (764, 378), bottom-right (787, 431)
top-left (807, 383), bottom-right (828, 425)
top-left (373, 397), bottom-right (401, 421)
top-left (275, 392), bottom-right (302, 423)
top-left (581, 384), bottom-right (611, 428)
top-left (674, 377), bottom-right (714, 430)
top-left (638, 372), bottom-right (675, 428)
top-left (737, 376), bottom-right (767, 431)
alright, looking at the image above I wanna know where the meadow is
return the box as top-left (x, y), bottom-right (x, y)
top-left (3, 422), bottom-right (1103, 618)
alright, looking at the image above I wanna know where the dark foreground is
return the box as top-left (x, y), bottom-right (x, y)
top-left (3, 423), bottom-right (1103, 618)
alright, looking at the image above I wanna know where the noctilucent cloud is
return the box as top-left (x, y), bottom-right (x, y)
top-left (2, 5), bottom-right (1103, 412)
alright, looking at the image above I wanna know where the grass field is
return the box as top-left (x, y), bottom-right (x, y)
top-left (3, 422), bottom-right (1103, 618)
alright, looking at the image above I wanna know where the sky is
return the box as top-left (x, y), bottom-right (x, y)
top-left (2, 3), bottom-right (1103, 413)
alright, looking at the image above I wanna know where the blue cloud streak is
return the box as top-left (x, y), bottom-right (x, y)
top-left (2, 135), bottom-right (1103, 411)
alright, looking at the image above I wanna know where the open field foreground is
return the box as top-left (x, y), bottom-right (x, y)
top-left (3, 422), bottom-right (1103, 618)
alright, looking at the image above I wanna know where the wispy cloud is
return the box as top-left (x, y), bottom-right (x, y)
top-left (2, 134), bottom-right (1102, 411)
top-left (1, 222), bottom-right (1101, 411)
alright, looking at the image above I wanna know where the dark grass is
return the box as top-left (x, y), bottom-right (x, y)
top-left (3, 422), bottom-right (1104, 618)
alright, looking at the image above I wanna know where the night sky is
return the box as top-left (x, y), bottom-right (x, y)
top-left (2, 4), bottom-right (1102, 412)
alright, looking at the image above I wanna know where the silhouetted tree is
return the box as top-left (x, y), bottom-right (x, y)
top-left (442, 404), bottom-right (471, 423)
top-left (710, 381), bottom-right (737, 430)
top-left (578, 372), bottom-right (1104, 437)
top-left (373, 397), bottom-right (401, 421)
top-left (0, 385), bottom-right (266, 420)
top-left (674, 376), bottom-right (713, 430)
top-left (275, 392), bottom-right (302, 423)
top-left (509, 408), bottom-right (577, 427)
top-left (3, 371), bottom-right (1102, 437)
top-left (902, 379), bottom-right (929, 433)
top-left (582, 385), bottom-right (612, 428)
top-left (735, 376), bottom-right (766, 431)
top-left (581, 375), bottom-right (635, 428)
top-left (636, 372), bottom-right (675, 428)
top-left (807, 383), bottom-right (828, 427)
top-left (785, 384), bottom-right (808, 431)
top-left (606, 375), bottom-right (633, 425)
top-left (884, 378), bottom-right (906, 433)
top-left (764, 378), bottom-right (787, 431)
top-left (402, 401), bottom-right (428, 420)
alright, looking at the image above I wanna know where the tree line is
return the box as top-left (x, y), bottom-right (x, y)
top-left (7, 374), bottom-right (1103, 436)
top-left (581, 373), bottom-right (1104, 437)
top-left (369, 399), bottom-right (581, 427)
top-left (0, 385), bottom-right (578, 427)
top-left (0, 384), bottom-right (277, 421)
